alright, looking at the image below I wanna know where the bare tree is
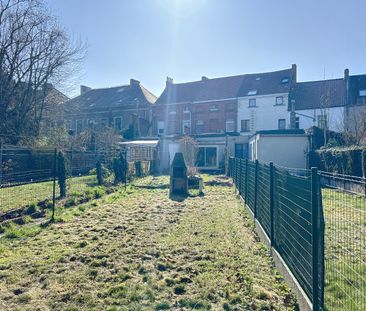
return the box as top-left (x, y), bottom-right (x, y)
top-left (344, 107), bottom-right (366, 145)
top-left (179, 136), bottom-right (198, 175)
top-left (0, 0), bottom-right (86, 144)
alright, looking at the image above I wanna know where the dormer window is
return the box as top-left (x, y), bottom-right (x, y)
top-left (281, 77), bottom-right (289, 84)
top-left (248, 90), bottom-right (257, 96)
top-left (359, 90), bottom-right (366, 97)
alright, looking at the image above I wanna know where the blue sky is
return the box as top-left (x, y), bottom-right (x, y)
top-left (46, 0), bottom-right (366, 97)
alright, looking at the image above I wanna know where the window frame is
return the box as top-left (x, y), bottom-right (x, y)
top-left (275, 96), bottom-right (284, 106)
top-left (278, 118), bottom-right (286, 130)
top-left (196, 146), bottom-right (218, 168)
top-left (225, 119), bottom-right (235, 132)
top-left (157, 120), bottom-right (165, 135)
top-left (241, 119), bottom-right (250, 132)
top-left (114, 117), bottom-right (123, 131)
top-left (249, 98), bottom-right (257, 108)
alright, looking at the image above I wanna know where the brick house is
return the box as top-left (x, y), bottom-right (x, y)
top-left (153, 67), bottom-right (300, 171)
top-left (63, 79), bottom-right (157, 138)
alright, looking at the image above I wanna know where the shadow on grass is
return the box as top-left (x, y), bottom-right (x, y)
top-left (135, 184), bottom-right (169, 190)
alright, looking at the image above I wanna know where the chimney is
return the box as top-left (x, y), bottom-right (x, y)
top-left (166, 76), bottom-right (173, 87)
top-left (291, 64), bottom-right (297, 83)
top-left (290, 99), bottom-right (297, 129)
top-left (344, 68), bottom-right (349, 80)
top-left (80, 85), bottom-right (92, 95)
top-left (201, 76), bottom-right (209, 81)
top-left (130, 79), bottom-right (140, 86)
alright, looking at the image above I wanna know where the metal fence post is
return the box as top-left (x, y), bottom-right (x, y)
top-left (311, 167), bottom-right (320, 311)
top-left (245, 158), bottom-right (248, 203)
top-left (51, 148), bottom-right (57, 222)
top-left (254, 159), bottom-right (259, 218)
top-left (0, 140), bottom-right (3, 185)
top-left (269, 162), bottom-right (275, 247)
top-left (238, 159), bottom-right (242, 195)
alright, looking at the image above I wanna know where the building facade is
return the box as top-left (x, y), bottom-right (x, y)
top-left (63, 79), bottom-right (157, 138)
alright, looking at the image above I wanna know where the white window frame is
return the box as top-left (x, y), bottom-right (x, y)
top-left (182, 120), bottom-right (191, 134)
top-left (157, 121), bottom-right (165, 135)
top-left (249, 98), bottom-right (256, 107)
top-left (278, 119), bottom-right (286, 129)
top-left (275, 96), bottom-right (284, 105)
top-left (210, 104), bottom-right (219, 112)
top-left (241, 119), bottom-right (250, 132)
top-left (225, 119), bottom-right (235, 132)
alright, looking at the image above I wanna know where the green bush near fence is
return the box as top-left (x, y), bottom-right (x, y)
top-left (309, 146), bottom-right (366, 177)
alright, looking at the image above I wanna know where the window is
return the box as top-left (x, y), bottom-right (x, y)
top-left (241, 119), bottom-right (250, 132)
top-left (169, 107), bottom-right (176, 115)
top-left (360, 90), bottom-right (366, 97)
top-left (278, 119), bottom-right (286, 129)
top-left (249, 98), bottom-right (256, 107)
top-left (101, 118), bottom-right (109, 127)
top-left (114, 117), bottom-right (122, 130)
top-left (157, 121), bottom-right (165, 135)
top-left (295, 117), bottom-right (300, 129)
top-left (65, 120), bottom-right (71, 130)
top-left (196, 120), bottom-right (204, 133)
top-left (281, 77), bottom-right (289, 84)
top-left (248, 90), bottom-right (257, 96)
top-left (87, 119), bottom-right (95, 129)
top-left (226, 120), bottom-right (235, 132)
top-left (196, 146), bottom-right (217, 168)
top-left (76, 119), bottom-right (83, 134)
top-left (210, 104), bottom-right (219, 111)
top-left (182, 120), bottom-right (191, 134)
top-left (209, 119), bottom-right (219, 132)
top-left (276, 96), bottom-right (284, 105)
top-left (317, 114), bottom-right (328, 129)
top-left (235, 143), bottom-right (249, 159)
top-left (183, 106), bottom-right (190, 113)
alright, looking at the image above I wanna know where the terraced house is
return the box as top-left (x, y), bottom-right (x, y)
top-left (153, 66), bottom-right (297, 171)
top-left (63, 79), bottom-right (157, 138)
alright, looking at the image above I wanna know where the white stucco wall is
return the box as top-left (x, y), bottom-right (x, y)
top-left (237, 93), bottom-right (290, 134)
top-left (250, 134), bottom-right (309, 169)
top-left (296, 107), bottom-right (345, 132)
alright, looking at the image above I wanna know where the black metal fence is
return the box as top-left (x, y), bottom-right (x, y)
top-left (0, 145), bottom-right (152, 224)
top-left (229, 157), bottom-right (325, 310)
top-left (320, 171), bottom-right (366, 311)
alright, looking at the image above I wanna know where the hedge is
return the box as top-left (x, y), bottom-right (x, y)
top-left (309, 146), bottom-right (366, 177)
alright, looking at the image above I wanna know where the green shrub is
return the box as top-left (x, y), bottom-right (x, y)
top-left (93, 187), bottom-right (106, 199)
top-left (24, 203), bottom-right (37, 215)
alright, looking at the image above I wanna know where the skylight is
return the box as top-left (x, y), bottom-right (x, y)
top-left (281, 77), bottom-right (289, 84)
top-left (248, 90), bottom-right (257, 96)
top-left (256, 77), bottom-right (261, 81)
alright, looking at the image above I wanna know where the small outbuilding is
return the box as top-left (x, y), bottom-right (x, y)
top-left (249, 129), bottom-right (309, 169)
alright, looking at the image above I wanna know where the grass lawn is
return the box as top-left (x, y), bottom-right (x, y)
top-left (0, 175), bottom-right (296, 310)
top-left (322, 188), bottom-right (366, 311)
top-left (0, 175), bottom-right (98, 213)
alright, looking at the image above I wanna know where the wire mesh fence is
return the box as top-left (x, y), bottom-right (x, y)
top-left (320, 171), bottom-right (366, 311)
top-left (228, 157), bottom-right (325, 310)
top-left (0, 145), bottom-right (154, 224)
